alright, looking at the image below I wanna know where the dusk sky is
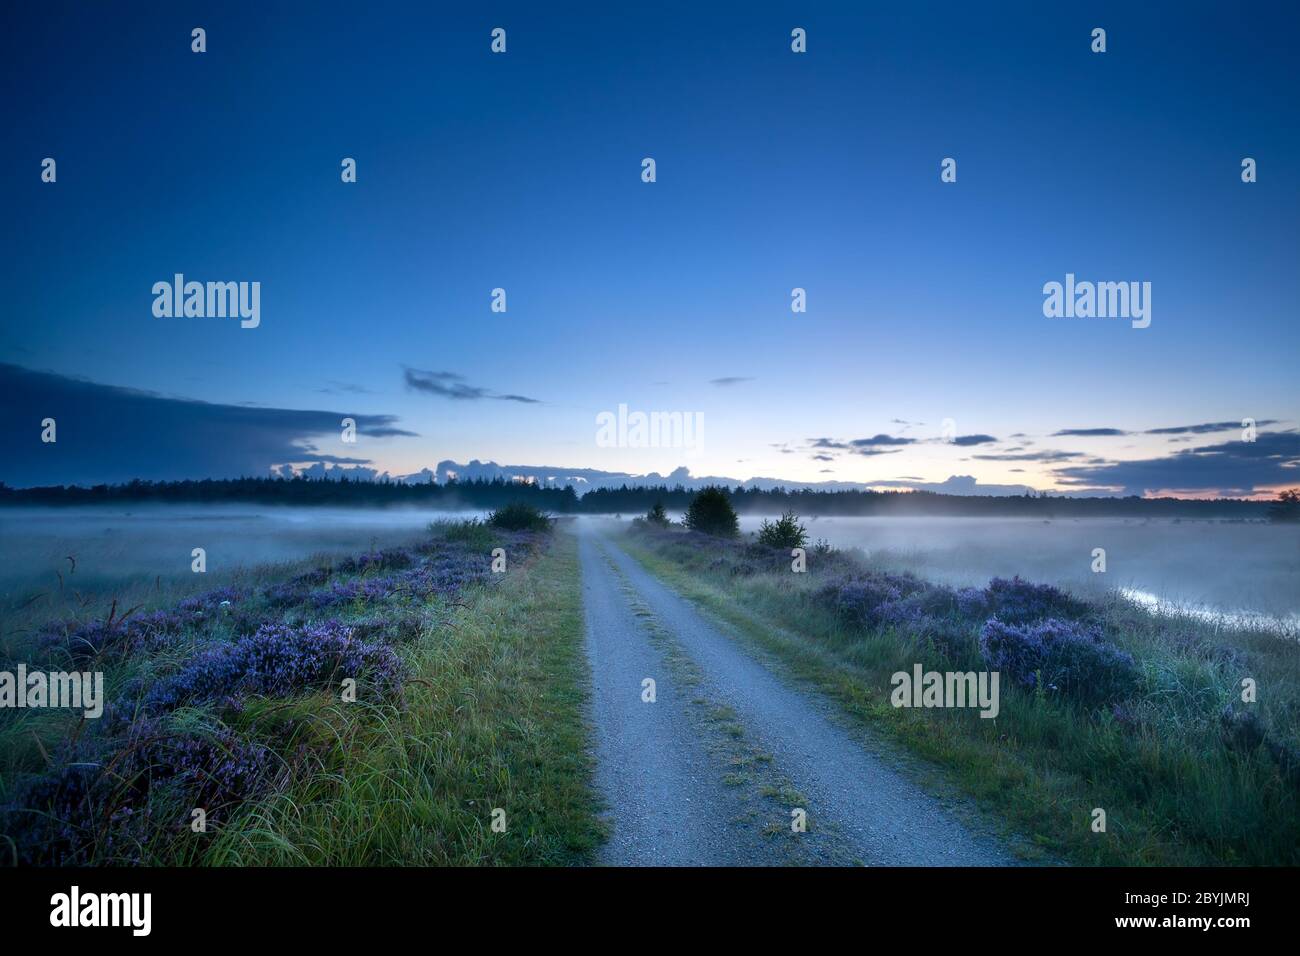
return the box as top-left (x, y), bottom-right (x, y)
top-left (3, 2), bottom-right (1297, 496)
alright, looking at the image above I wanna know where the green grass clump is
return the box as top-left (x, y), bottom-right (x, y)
top-left (432, 517), bottom-right (496, 550)
top-left (488, 502), bottom-right (553, 533)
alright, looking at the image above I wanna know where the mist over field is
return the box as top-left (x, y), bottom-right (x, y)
top-left (0, 506), bottom-right (483, 600)
top-left (4, 505), bottom-right (1296, 636)
top-left (713, 513), bottom-right (1297, 633)
top-left (768, 516), bottom-right (1300, 630)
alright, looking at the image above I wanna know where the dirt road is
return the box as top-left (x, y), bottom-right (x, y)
top-left (577, 520), bottom-right (1019, 866)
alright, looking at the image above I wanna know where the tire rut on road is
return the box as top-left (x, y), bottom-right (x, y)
top-left (580, 529), bottom-right (798, 865)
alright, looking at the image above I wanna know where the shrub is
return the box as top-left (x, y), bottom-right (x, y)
top-left (918, 617), bottom-right (980, 665)
top-left (177, 586), bottom-right (243, 614)
top-left (401, 549), bottom-right (493, 596)
top-left (355, 547), bottom-right (415, 572)
top-left (645, 501), bottom-right (671, 527)
top-left (0, 750), bottom-right (108, 865)
top-left (263, 580), bottom-right (311, 608)
top-left (130, 723), bottom-right (273, 810)
top-left (683, 487), bottom-right (739, 537)
top-left (1268, 488), bottom-right (1300, 523)
top-left (145, 620), bottom-right (404, 713)
top-left (757, 511), bottom-right (808, 549)
top-left (37, 607), bottom-right (190, 664)
top-left (979, 617), bottom-right (1140, 705)
top-left (1, 724), bottom-right (274, 866)
top-left (822, 571), bottom-right (925, 629)
top-left (984, 576), bottom-right (1089, 624)
top-left (308, 576), bottom-right (398, 608)
top-left (955, 586), bottom-right (991, 619)
top-left (877, 585), bottom-right (964, 628)
top-left (488, 502), bottom-right (552, 532)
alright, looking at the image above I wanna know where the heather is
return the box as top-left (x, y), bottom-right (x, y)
top-left (983, 576), bottom-right (1091, 624)
top-left (624, 520), bottom-right (1300, 865)
top-left (3, 722), bottom-right (276, 865)
top-left (1, 520), bottom-right (556, 865)
top-left (143, 621), bottom-right (405, 714)
top-left (979, 617), bottom-right (1140, 704)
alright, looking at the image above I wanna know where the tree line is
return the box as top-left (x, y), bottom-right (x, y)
top-left (0, 475), bottom-right (1277, 518)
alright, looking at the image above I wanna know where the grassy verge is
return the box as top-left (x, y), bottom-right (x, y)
top-left (2, 520), bottom-right (600, 866)
top-left (212, 528), bottom-right (597, 865)
top-left (621, 526), bottom-right (1300, 866)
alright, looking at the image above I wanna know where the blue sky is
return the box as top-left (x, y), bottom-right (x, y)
top-left (2, 2), bottom-right (1297, 496)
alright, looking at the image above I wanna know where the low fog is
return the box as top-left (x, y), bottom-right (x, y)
top-left (1, 506), bottom-right (1296, 635)
top-left (0, 505), bottom-right (484, 598)
top-left (734, 514), bottom-right (1300, 631)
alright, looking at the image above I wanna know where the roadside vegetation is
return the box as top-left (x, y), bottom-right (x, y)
top-left (757, 511), bottom-right (809, 549)
top-left (624, 501), bottom-right (1300, 866)
top-left (644, 500), bottom-right (671, 528)
top-left (488, 501), bottom-right (554, 533)
top-left (0, 518), bottom-right (598, 866)
top-left (682, 486), bottom-right (740, 538)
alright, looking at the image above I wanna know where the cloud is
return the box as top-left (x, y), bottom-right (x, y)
top-left (850, 434), bottom-right (914, 447)
top-left (1053, 431), bottom-right (1300, 495)
top-left (950, 434), bottom-right (998, 446)
top-left (868, 475), bottom-right (1037, 496)
top-left (0, 363), bottom-right (418, 487)
top-left (289, 450), bottom-right (373, 465)
top-left (317, 380), bottom-right (376, 396)
top-left (709, 376), bottom-right (753, 387)
top-left (1051, 428), bottom-right (1129, 437)
top-left (809, 438), bottom-right (848, 450)
top-left (972, 450), bottom-right (1086, 462)
top-left (362, 425), bottom-right (421, 437)
top-left (811, 453), bottom-right (835, 461)
top-left (1144, 420), bottom-right (1277, 436)
top-left (403, 367), bottom-right (541, 404)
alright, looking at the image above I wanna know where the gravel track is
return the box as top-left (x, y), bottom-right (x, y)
top-left (580, 530), bottom-right (789, 864)
top-left (578, 521), bottom-right (1020, 866)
